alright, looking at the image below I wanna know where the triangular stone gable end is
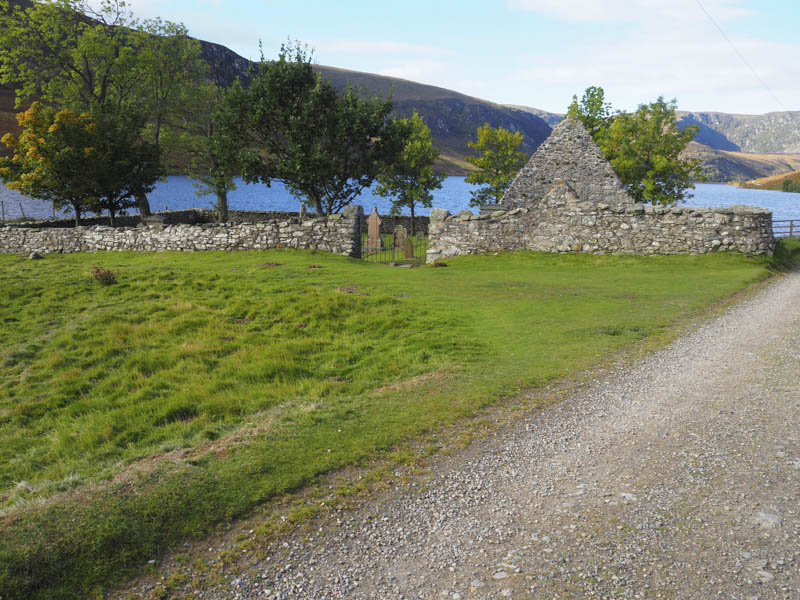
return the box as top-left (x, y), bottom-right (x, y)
top-left (502, 117), bottom-right (635, 209)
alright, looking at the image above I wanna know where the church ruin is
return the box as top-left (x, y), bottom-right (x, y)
top-left (426, 117), bottom-right (774, 262)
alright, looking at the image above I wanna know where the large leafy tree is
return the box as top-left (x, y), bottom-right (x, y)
top-left (568, 87), bottom-right (703, 206)
top-left (375, 112), bottom-right (443, 236)
top-left (181, 63), bottom-right (239, 223)
top-left (0, 0), bottom-right (139, 109)
top-left (131, 17), bottom-right (207, 216)
top-left (0, 0), bottom-right (207, 217)
top-left (220, 42), bottom-right (408, 215)
top-left (0, 102), bottom-right (162, 225)
top-left (465, 123), bottom-right (527, 207)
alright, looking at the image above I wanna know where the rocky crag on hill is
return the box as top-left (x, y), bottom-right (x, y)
top-left (677, 110), bottom-right (800, 153)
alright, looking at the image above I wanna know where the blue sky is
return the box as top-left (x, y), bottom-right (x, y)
top-left (121, 0), bottom-right (800, 115)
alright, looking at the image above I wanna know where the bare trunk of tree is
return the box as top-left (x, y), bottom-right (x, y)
top-left (410, 204), bottom-right (416, 237)
top-left (72, 202), bottom-right (81, 227)
top-left (108, 209), bottom-right (115, 227)
top-left (216, 188), bottom-right (229, 223)
top-left (310, 194), bottom-right (324, 216)
top-left (135, 191), bottom-right (152, 218)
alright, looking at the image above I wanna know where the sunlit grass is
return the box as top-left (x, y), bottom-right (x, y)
top-left (0, 244), bottom-right (792, 598)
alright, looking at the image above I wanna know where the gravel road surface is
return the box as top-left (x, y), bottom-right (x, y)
top-left (194, 271), bottom-right (800, 599)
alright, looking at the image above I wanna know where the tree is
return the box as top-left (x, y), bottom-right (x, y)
top-left (465, 123), bottom-right (526, 207)
top-left (0, 0), bottom-right (207, 217)
top-left (782, 178), bottom-right (800, 193)
top-left (566, 86), bottom-right (612, 137)
top-left (568, 87), bottom-right (703, 206)
top-left (0, 104), bottom-right (96, 225)
top-left (220, 42), bottom-right (408, 215)
top-left (0, 0), bottom-right (140, 109)
top-left (181, 73), bottom-right (239, 223)
top-left (375, 112), bottom-right (443, 236)
top-left (130, 17), bottom-right (207, 216)
top-left (602, 98), bottom-right (703, 205)
top-left (0, 102), bottom-right (162, 226)
top-left (85, 108), bottom-right (163, 225)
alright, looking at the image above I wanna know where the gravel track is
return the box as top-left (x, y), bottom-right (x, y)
top-left (197, 271), bottom-right (800, 599)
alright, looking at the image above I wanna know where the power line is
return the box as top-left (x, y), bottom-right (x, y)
top-left (694, 0), bottom-right (788, 112)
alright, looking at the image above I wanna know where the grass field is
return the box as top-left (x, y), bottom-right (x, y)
top-left (0, 245), bottom-right (795, 598)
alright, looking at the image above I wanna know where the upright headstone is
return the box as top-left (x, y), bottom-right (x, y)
top-left (299, 202), bottom-right (306, 220)
top-left (365, 206), bottom-right (384, 251)
top-left (394, 225), bottom-right (414, 258)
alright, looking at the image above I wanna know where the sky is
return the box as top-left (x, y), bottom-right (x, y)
top-left (119, 0), bottom-right (800, 115)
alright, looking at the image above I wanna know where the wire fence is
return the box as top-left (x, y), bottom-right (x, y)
top-left (773, 219), bottom-right (800, 238)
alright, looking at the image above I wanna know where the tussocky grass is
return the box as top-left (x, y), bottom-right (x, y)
top-left (0, 242), bottom-right (796, 598)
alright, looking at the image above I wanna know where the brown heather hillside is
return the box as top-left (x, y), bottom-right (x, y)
top-left (740, 169), bottom-right (800, 190)
top-left (312, 66), bottom-right (552, 175)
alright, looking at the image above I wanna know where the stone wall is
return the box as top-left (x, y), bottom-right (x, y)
top-left (427, 117), bottom-right (775, 261)
top-left (426, 182), bottom-right (774, 263)
top-left (0, 206), bottom-right (363, 257)
top-left (9, 208), bottom-right (430, 235)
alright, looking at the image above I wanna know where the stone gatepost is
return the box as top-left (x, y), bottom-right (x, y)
top-left (341, 205), bottom-right (364, 259)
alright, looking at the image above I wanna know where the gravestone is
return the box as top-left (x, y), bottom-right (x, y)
top-left (365, 206), bottom-right (384, 251)
top-left (394, 225), bottom-right (414, 258)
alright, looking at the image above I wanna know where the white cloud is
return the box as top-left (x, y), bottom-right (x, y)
top-left (312, 40), bottom-right (449, 57)
top-left (512, 21), bottom-right (800, 113)
top-left (371, 58), bottom-right (452, 83)
top-left (507, 0), bottom-right (753, 23)
top-left (355, 58), bottom-right (489, 98)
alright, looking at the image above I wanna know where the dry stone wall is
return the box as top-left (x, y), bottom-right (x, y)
top-left (427, 117), bottom-right (775, 261)
top-left (10, 208), bottom-right (430, 235)
top-left (427, 182), bottom-right (774, 262)
top-left (0, 207), bottom-right (364, 257)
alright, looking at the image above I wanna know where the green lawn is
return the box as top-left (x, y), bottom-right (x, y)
top-left (0, 245), bottom-right (792, 598)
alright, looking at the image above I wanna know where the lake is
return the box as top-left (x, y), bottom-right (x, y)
top-left (2, 177), bottom-right (800, 222)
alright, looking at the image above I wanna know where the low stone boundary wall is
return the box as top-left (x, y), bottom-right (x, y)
top-left (427, 184), bottom-right (774, 262)
top-left (9, 208), bottom-right (430, 235)
top-left (0, 207), bottom-right (363, 257)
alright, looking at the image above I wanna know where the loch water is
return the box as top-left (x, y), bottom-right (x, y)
top-left (2, 177), bottom-right (800, 223)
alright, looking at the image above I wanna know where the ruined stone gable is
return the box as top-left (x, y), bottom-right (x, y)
top-left (502, 117), bottom-right (633, 209)
top-left (425, 115), bottom-right (775, 260)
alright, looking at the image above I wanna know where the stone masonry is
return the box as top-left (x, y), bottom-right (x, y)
top-left (427, 118), bottom-right (774, 262)
top-left (503, 117), bottom-right (633, 209)
top-left (0, 206), bottom-right (364, 257)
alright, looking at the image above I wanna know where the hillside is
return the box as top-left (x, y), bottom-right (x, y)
top-left (681, 141), bottom-right (800, 182)
top-left (0, 64), bottom-right (552, 176)
top-left (502, 104), bottom-right (564, 126)
top-left (312, 66), bottom-right (553, 174)
top-left (740, 169), bottom-right (800, 190)
top-left (677, 110), bottom-right (800, 154)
